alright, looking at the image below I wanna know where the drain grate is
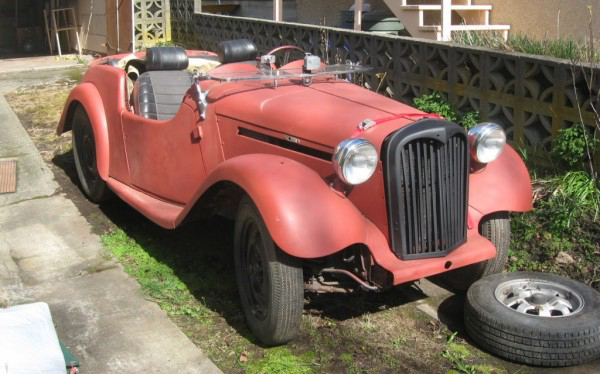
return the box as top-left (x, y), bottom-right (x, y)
top-left (0, 160), bottom-right (17, 194)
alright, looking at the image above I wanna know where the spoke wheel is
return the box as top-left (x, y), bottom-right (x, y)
top-left (465, 271), bottom-right (600, 367)
top-left (72, 106), bottom-right (112, 203)
top-left (234, 196), bottom-right (303, 345)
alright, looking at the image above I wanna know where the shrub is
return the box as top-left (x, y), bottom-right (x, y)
top-left (413, 93), bottom-right (457, 122)
top-left (552, 125), bottom-right (599, 168)
top-left (457, 111), bottom-right (480, 130)
top-left (413, 92), bottom-right (480, 130)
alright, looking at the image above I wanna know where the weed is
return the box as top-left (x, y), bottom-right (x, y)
top-left (391, 337), bottom-right (407, 348)
top-left (413, 92), bottom-right (480, 130)
top-left (414, 93), bottom-right (458, 122)
top-left (442, 333), bottom-right (478, 374)
top-left (509, 168), bottom-right (600, 289)
top-left (145, 39), bottom-right (179, 49)
top-left (453, 31), bottom-right (600, 64)
top-left (552, 125), bottom-right (600, 168)
top-left (457, 110), bottom-right (480, 130)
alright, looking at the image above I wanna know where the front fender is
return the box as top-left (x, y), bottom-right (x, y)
top-left (469, 145), bottom-right (533, 218)
top-left (177, 154), bottom-right (368, 258)
top-left (57, 83), bottom-right (109, 180)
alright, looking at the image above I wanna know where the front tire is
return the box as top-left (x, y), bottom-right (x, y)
top-left (465, 272), bottom-right (600, 367)
top-left (72, 106), bottom-right (112, 203)
top-left (234, 196), bottom-right (304, 345)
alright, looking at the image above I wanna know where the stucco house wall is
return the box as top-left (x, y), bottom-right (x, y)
top-left (75, 0), bottom-right (107, 54)
top-left (473, 0), bottom-right (600, 40)
top-left (296, 0), bottom-right (390, 27)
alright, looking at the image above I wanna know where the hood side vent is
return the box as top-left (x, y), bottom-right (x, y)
top-left (238, 127), bottom-right (333, 161)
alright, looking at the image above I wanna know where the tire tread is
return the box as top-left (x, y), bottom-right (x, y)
top-left (464, 273), bottom-right (600, 367)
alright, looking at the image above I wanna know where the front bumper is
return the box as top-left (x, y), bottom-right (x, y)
top-left (365, 206), bottom-right (496, 286)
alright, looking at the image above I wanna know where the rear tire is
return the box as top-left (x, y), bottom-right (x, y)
top-left (72, 106), bottom-right (112, 203)
top-left (432, 212), bottom-right (510, 292)
top-left (234, 196), bottom-right (304, 345)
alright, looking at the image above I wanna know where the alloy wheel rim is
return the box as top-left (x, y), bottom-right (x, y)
top-left (494, 278), bottom-right (584, 317)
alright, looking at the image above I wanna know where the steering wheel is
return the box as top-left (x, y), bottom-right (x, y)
top-left (262, 46), bottom-right (306, 69)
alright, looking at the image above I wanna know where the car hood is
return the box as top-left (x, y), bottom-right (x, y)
top-left (210, 78), bottom-right (424, 150)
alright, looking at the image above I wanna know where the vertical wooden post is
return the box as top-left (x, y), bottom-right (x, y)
top-left (43, 9), bottom-right (53, 54)
top-left (51, 10), bottom-right (62, 56)
top-left (354, 0), bottom-right (363, 31)
top-left (441, 0), bottom-right (452, 41)
top-left (71, 7), bottom-right (82, 55)
top-left (194, 0), bottom-right (202, 13)
top-left (131, 0), bottom-right (136, 52)
top-left (273, 0), bottom-right (283, 21)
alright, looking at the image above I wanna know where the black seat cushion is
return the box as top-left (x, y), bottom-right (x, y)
top-left (146, 46), bottom-right (189, 71)
top-left (217, 39), bottom-right (258, 64)
top-left (133, 71), bottom-right (193, 120)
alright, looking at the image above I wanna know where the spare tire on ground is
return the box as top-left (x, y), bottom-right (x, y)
top-left (464, 271), bottom-right (600, 367)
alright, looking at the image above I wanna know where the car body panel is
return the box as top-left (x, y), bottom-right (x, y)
top-left (177, 154), bottom-right (369, 258)
top-left (57, 83), bottom-right (110, 180)
top-left (122, 102), bottom-right (206, 204)
top-left (469, 145), bottom-right (533, 216)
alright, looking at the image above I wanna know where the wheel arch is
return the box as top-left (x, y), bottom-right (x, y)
top-left (57, 83), bottom-right (109, 180)
top-left (469, 145), bottom-right (533, 218)
top-left (177, 154), bottom-right (369, 259)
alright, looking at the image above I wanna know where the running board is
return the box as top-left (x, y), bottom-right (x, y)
top-left (107, 177), bottom-right (184, 229)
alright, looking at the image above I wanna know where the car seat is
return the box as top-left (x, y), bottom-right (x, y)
top-left (133, 46), bottom-right (193, 120)
top-left (216, 39), bottom-right (258, 64)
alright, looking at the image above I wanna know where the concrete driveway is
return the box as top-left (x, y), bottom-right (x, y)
top-left (0, 64), bottom-right (221, 373)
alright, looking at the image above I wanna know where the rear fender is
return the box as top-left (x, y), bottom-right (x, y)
top-left (177, 154), bottom-right (368, 258)
top-left (469, 145), bottom-right (533, 220)
top-left (57, 83), bottom-right (109, 180)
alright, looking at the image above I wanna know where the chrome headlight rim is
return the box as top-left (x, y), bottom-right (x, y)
top-left (468, 122), bottom-right (506, 164)
top-left (333, 138), bottom-right (378, 185)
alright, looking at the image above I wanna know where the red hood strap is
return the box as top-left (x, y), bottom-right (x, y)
top-left (351, 113), bottom-right (443, 138)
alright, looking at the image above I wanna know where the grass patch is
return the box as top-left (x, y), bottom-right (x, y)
top-left (442, 333), bottom-right (505, 374)
top-left (244, 347), bottom-right (317, 374)
top-left (4, 73), bottom-right (83, 163)
top-left (509, 124), bottom-right (600, 290)
top-left (101, 229), bottom-right (215, 319)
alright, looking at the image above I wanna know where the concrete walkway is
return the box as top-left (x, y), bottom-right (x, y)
top-left (0, 72), bottom-right (221, 373)
top-left (0, 54), bottom-right (94, 74)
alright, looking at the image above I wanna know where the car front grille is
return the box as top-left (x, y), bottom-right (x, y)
top-left (383, 119), bottom-right (468, 260)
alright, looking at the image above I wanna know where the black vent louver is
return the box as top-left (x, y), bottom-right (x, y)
top-left (383, 119), bottom-right (469, 260)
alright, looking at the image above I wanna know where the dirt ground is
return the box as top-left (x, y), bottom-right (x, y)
top-left (4, 68), bottom-right (565, 374)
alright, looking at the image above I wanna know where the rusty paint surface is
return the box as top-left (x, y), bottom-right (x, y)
top-left (0, 160), bottom-right (17, 194)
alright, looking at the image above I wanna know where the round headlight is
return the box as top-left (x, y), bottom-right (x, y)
top-left (468, 123), bottom-right (506, 164)
top-left (333, 138), bottom-right (378, 185)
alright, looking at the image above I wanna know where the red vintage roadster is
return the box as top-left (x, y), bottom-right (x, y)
top-left (58, 42), bottom-right (533, 346)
